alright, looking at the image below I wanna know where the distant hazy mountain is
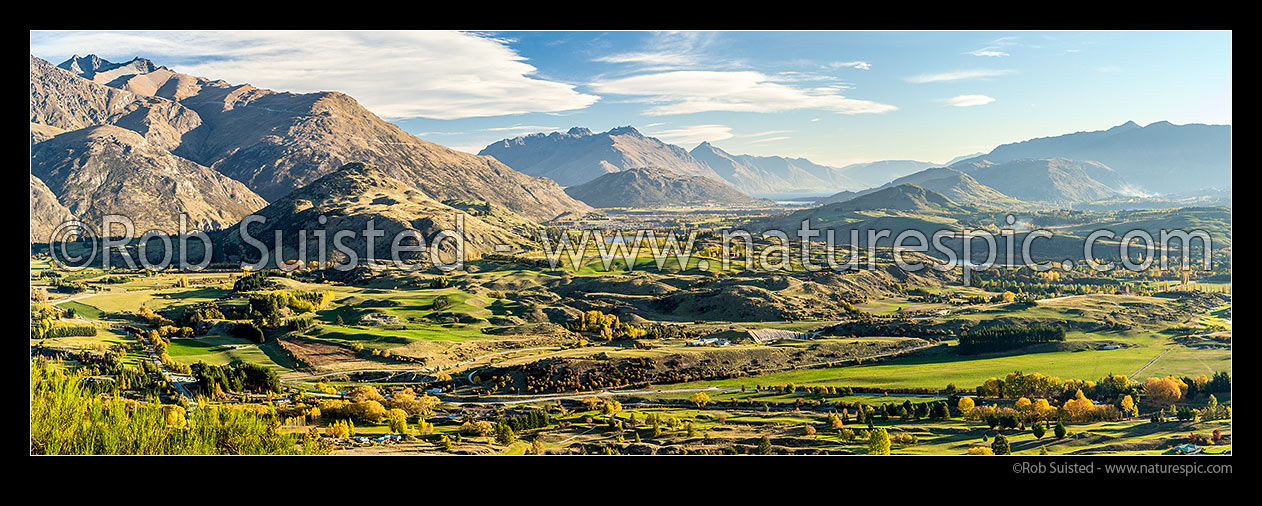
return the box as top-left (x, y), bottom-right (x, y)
top-left (837, 160), bottom-right (941, 189)
top-left (688, 142), bottom-right (858, 195)
top-left (214, 163), bottom-right (528, 264)
top-left (944, 152), bottom-right (987, 166)
top-left (31, 54), bottom-right (589, 222)
top-left (954, 158), bottom-right (1124, 204)
top-left (564, 167), bottom-right (765, 208)
top-left (818, 167), bottom-right (1018, 209)
top-left (479, 126), bottom-right (724, 187)
top-left (31, 125), bottom-right (269, 235)
top-left (954, 121), bottom-right (1230, 193)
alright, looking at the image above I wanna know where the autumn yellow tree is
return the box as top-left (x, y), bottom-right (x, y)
top-left (958, 396), bottom-right (975, 414)
top-left (690, 391), bottom-right (712, 408)
top-left (1120, 395), bottom-right (1138, 418)
top-left (1032, 398), bottom-right (1056, 420)
top-left (1144, 376), bottom-right (1187, 405)
top-left (1061, 389), bottom-right (1096, 421)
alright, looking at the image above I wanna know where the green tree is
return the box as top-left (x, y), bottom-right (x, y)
top-left (867, 428), bottom-right (891, 455)
top-left (494, 421), bottom-right (516, 446)
top-left (386, 408), bottom-right (408, 434)
top-left (1053, 421), bottom-right (1067, 439)
top-left (756, 436), bottom-right (773, 455)
top-left (991, 433), bottom-right (1011, 455)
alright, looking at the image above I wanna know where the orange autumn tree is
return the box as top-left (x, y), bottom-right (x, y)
top-left (1061, 389), bottom-right (1096, 421)
top-left (1144, 376), bottom-right (1188, 405)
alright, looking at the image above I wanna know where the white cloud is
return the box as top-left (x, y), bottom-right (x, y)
top-left (907, 69), bottom-right (1014, 83)
top-left (593, 31), bottom-right (717, 70)
top-left (481, 125), bottom-right (563, 134)
top-left (590, 70), bottom-right (897, 116)
top-left (748, 136), bottom-right (790, 144)
top-left (966, 49), bottom-right (1010, 57)
top-left (828, 61), bottom-right (872, 70)
top-left (945, 95), bottom-right (996, 107)
top-left (743, 130), bottom-right (795, 138)
top-left (967, 36), bottom-right (1020, 57)
top-left (30, 30), bottom-right (599, 120)
top-left (647, 124), bottom-right (734, 145)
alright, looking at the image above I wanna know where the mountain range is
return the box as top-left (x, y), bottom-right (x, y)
top-left (478, 126), bottom-right (724, 187)
top-left (953, 120), bottom-right (1230, 194)
top-left (688, 141), bottom-right (858, 195)
top-left (30, 53), bottom-right (1231, 246)
top-left (563, 167), bottom-right (766, 208)
top-left (819, 157), bottom-right (1145, 208)
top-left (479, 127), bottom-right (952, 197)
top-left (30, 53), bottom-right (591, 238)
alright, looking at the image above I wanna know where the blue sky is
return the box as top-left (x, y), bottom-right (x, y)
top-left (31, 30), bottom-right (1231, 166)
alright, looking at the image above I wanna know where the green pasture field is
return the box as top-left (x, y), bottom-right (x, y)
top-left (165, 335), bottom-right (296, 371)
top-left (668, 344), bottom-right (1177, 392)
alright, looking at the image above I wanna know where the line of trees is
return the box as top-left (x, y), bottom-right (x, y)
top-left (958, 324), bottom-right (1065, 354)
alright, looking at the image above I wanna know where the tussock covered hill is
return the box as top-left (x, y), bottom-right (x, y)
top-left (214, 163), bottom-right (530, 266)
top-left (822, 184), bottom-right (965, 214)
top-left (30, 125), bottom-right (269, 235)
top-left (563, 167), bottom-right (767, 208)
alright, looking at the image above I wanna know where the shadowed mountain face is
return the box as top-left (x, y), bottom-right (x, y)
top-left (30, 125), bottom-right (269, 235)
top-left (954, 158), bottom-right (1125, 204)
top-left (689, 142), bottom-right (859, 195)
top-left (479, 126), bottom-right (724, 187)
top-left (30, 174), bottom-right (74, 243)
top-left (954, 121), bottom-right (1231, 194)
top-left (563, 167), bottom-right (766, 208)
top-left (30, 54), bottom-right (591, 223)
top-left (214, 163), bottom-right (529, 265)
